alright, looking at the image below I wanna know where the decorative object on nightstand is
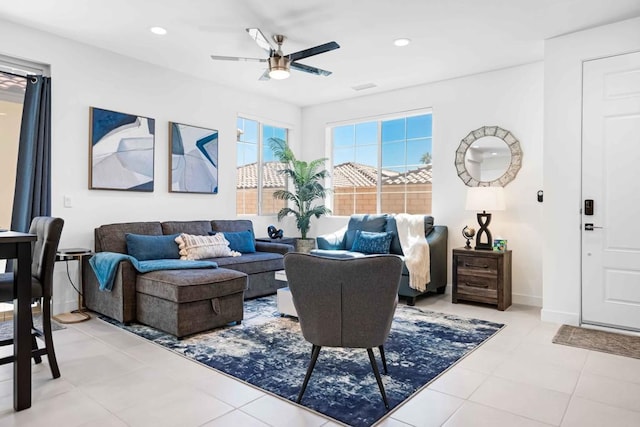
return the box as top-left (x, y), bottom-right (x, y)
top-left (465, 187), bottom-right (505, 250)
top-left (452, 247), bottom-right (512, 310)
top-left (267, 225), bottom-right (284, 239)
top-left (462, 226), bottom-right (475, 249)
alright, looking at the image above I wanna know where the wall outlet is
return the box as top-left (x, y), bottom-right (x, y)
top-left (63, 195), bottom-right (73, 208)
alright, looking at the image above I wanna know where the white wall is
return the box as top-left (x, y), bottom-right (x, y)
top-left (0, 19), bottom-right (301, 314)
top-left (302, 63), bottom-right (544, 306)
top-left (542, 17), bottom-right (640, 325)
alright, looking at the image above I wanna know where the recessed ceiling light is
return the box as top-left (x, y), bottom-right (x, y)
top-left (150, 27), bottom-right (167, 36)
top-left (394, 38), bottom-right (411, 47)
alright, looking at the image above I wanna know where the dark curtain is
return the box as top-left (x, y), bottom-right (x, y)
top-left (10, 75), bottom-right (51, 232)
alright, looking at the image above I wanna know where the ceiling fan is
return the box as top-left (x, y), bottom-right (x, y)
top-left (210, 28), bottom-right (340, 80)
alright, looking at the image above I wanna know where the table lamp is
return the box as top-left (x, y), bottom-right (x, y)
top-left (465, 187), bottom-right (505, 250)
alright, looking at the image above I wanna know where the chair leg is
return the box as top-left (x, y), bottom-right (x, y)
top-left (41, 297), bottom-right (60, 378)
top-left (367, 348), bottom-right (390, 410)
top-left (31, 334), bottom-right (42, 364)
top-left (297, 344), bottom-right (321, 404)
top-left (378, 345), bottom-right (388, 374)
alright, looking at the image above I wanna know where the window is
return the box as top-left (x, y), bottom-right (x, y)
top-left (330, 112), bottom-right (432, 215)
top-left (236, 117), bottom-right (288, 215)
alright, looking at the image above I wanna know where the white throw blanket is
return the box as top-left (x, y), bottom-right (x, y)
top-left (395, 213), bottom-right (430, 292)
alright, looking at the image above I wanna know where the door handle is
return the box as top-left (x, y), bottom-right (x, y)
top-left (584, 223), bottom-right (603, 231)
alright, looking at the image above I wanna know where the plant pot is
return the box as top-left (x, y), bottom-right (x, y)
top-left (295, 238), bottom-right (316, 254)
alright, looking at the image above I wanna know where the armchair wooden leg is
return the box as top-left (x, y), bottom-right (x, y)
top-left (378, 345), bottom-right (388, 374)
top-left (367, 348), bottom-right (389, 409)
top-left (297, 344), bottom-right (321, 404)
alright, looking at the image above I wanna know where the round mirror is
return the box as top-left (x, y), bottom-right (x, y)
top-left (455, 126), bottom-right (522, 187)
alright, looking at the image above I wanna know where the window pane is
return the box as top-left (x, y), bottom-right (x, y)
top-left (262, 126), bottom-right (287, 215)
top-left (407, 138), bottom-right (431, 167)
top-left (333, 125), bottom-right (354, 147)
top-left (382, 141), bottom-right (405, 168)
top-left (333, 191), bottom-right (355, 216)
top-left (355, 191), bottom-right (377, 214)
top-left (355, 145), bottom-right (377, 167)
top-left (381, 192), bottom-right (406, 214)
top-left (333, 147), bottom-right (354, 167)
top-left (381, 118), bottom-right (405, 143)
top-left (238, 118), bottom-right (258, 143)
top-left (355, 122), bottom-right (377, 146)
top-left (407, 114), bottom-right (432, 139)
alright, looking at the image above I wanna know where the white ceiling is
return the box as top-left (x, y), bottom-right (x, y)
top-left (1, 0), bottom-right (639, 107)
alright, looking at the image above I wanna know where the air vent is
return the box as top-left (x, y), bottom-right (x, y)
top-left (351, 83), bottom-right (377, 91)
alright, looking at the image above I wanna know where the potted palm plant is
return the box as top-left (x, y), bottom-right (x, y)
top-left (269, 137), bottom-right (330, 253)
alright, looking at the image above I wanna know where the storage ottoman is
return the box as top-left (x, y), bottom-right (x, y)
top-left (135, 268), bottom-right (247, 338)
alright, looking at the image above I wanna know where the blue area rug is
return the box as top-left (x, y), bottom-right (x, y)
top-left (101, 297), bottom-right (504, 426)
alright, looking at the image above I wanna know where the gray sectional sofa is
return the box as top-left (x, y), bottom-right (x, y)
top-left (83, 219), bottom-right (292, 337)
top-left (311, 214), bottom-right (448, 305)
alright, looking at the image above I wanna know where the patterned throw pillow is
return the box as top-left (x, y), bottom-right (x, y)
top-left (350, 230), bottom-right (394, 254)
top-left (175, 233), bottom-right (240, 260)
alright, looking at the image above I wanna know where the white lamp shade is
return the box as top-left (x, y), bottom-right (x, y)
top-left (465, 187), bottom-right (506, 211)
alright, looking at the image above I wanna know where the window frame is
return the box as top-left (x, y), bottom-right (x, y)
top-left (237, 114), bottom-right (292, 216)
top-left (327, 108), bottom-right (433, 216)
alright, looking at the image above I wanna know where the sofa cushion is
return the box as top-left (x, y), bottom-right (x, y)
top-left (136, 268), bottom-right (247, 303)
top-left (211, 252), bottom-right (283, 275)
top-left (350, 230), bottom-right (393, 254)
top-left (386, 215), bottom-right (435, 255)
top-left (95, 222), bottom-right (163, 254)
top-left (162, 220), bottom-right (212, 236)
top-left (176, 233), bottom-right (238, 260)
top-left (210, 230), bottom-right (256, 253)
top-left (310, 249), bottom-right (368, 259)
top-left (125, 233), bottom-right (181, 260)
top-left (344, 214), bottom-right (388, 250)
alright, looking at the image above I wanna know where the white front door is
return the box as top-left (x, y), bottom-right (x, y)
top-left (581, 50), bottom-right (640, 331)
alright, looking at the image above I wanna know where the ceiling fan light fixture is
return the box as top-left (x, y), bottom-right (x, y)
top-left (268, 56), bottom-right (290, 80)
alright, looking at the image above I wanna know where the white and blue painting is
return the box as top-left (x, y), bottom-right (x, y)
top-left (170, 122), bottom-right (218, 193)
top-left (90, 107), bottom-right (155, 191)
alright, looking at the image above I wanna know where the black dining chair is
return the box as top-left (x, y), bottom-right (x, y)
top-left (283, 252), bottom-right (403, 409)
top-left (0, 217), bottom-right (64, 378)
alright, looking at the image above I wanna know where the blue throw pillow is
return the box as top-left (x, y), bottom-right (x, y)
top-left (350, 230), bottom-right (393, 254)
top-left (209, 230), bottom-right (256, 253)
top-left (125, 233), bottom-right (180, 261)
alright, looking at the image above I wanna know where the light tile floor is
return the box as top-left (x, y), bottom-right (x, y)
top-left (1, 291), bottom-right (640, 427)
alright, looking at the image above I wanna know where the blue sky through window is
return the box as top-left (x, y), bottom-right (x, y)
top-left (332, 113), bottom-right (432, 169)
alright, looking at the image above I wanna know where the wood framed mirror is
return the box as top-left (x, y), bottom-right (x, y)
top-left (455, 126), bottom-right (523, 187)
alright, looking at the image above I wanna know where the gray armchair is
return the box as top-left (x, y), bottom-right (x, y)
top-left (283, 253), bottom-right (403, 409)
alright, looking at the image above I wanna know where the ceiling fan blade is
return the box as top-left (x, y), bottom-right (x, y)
top-left (287, 41), bottom-right (340, 62)
top-left (246, 28), bottom-right (274, 54)
top-left (210, 55), bottom-right (266, 63)
top-left (290, 62), bottom-right (332, 76)
top-left (258, 69), bottom-right (271, 81)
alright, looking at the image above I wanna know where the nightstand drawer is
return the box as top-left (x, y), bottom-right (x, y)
top-left (457, 255), bottom-right (498, 276)
top-left (457, 274), bottom-right (498, 296)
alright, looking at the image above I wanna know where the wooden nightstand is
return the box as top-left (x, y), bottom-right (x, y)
top-left (452, 248), bottom-right (512, 311)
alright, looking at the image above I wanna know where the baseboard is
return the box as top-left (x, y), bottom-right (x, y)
top-left (541, 308), bottom-right (579, 325)
top-left (512, 293), bottom-right (542, 307)
top-left (53, 300), bottom-right (79, 316)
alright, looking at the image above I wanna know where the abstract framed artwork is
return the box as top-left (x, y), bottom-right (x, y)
top-left (169, 122), bottom-right (219, 194)
top-left (89, 107), bottom-right (155, 191)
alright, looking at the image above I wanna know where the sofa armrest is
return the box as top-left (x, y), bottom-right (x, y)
top-left (83, 258), bottom-right (138, 323)
top-left (316, 226), bottom-right (347, 250)
top-left (426, 225), bottom-right (448, 288)
top-left (255, 241), bottom-right (294, 255)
